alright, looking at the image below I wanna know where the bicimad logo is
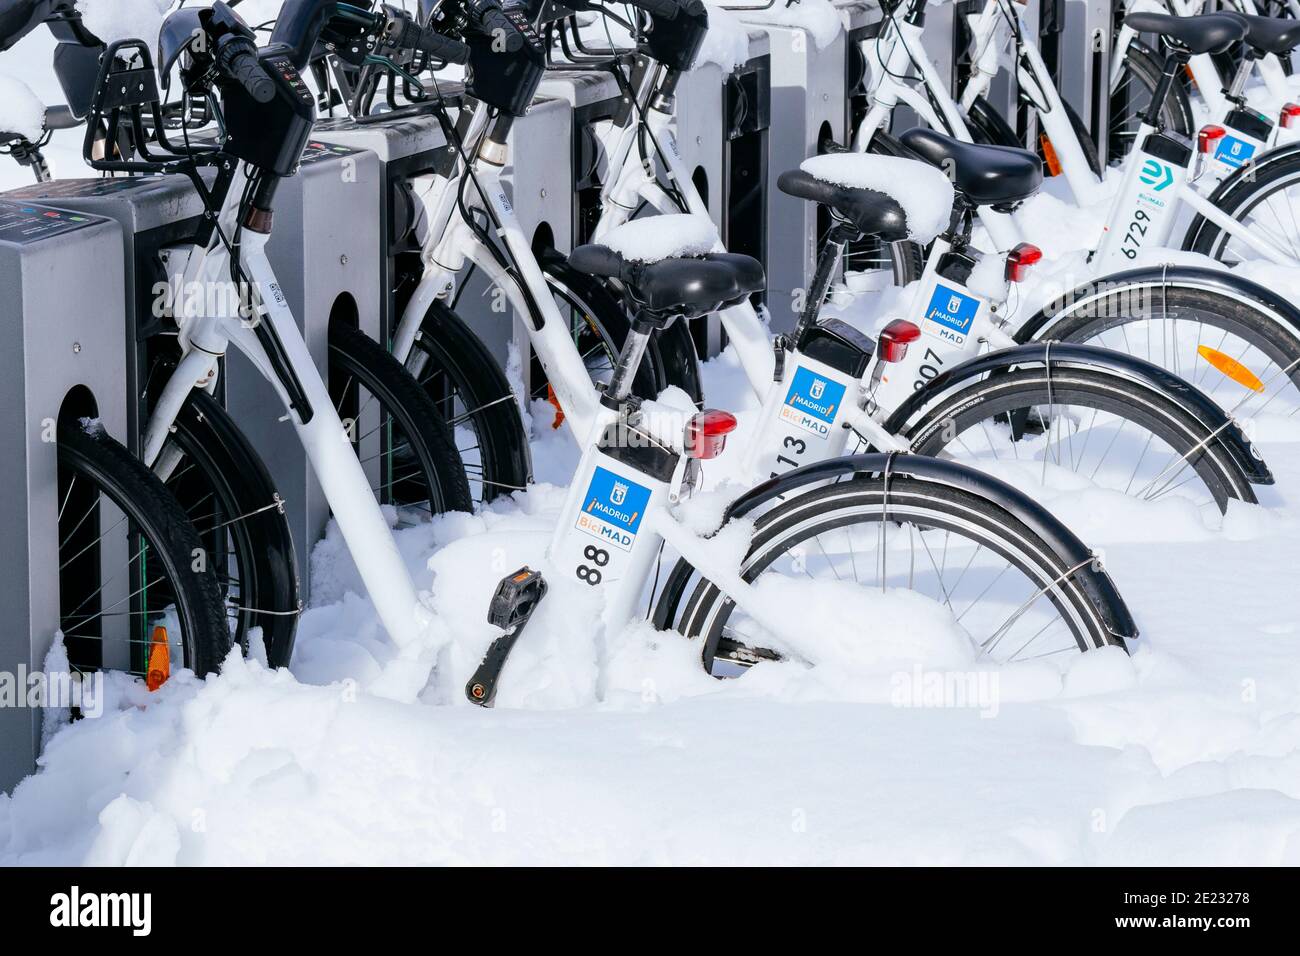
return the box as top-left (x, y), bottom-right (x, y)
top-left (610, 481), bottom-right (628, 506)
top-left (809, 378), bottom-right (826, 400)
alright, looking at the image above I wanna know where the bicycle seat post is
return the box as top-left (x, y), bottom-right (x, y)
top-left (792, 221), bottom-right (857, 344)
top-left (1144, 45), bottom-right (1192, 131)
top-left (604, 318), bottom-right (655, 406)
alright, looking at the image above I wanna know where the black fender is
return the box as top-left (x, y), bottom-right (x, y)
top-left (653, 452), bottom-right (1138, 642)
top-left (1016, 263), bottom-right (1300, 348)
top-left (882, 342), bottom-right (1272, 485)
top-left (966, 95), bottom-right (1020, 149)
top-left (1182, 142), bottom-right (1300, 250)
top-left (539, 251), bottom-right (704, 405)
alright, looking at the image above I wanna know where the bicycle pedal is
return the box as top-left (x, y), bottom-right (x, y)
top-left (467, 568), bottom-right (548, 707)
top-left (486, 566), bottom-right (547, 631)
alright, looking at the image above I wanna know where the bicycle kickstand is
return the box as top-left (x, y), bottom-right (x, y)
top-left (465, 567), bottom-right (548, 707)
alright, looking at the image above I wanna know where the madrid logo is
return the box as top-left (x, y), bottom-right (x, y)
top-left (611, 481), bottom-right (628, 506)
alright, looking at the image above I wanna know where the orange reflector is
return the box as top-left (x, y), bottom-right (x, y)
top-left (1183, 64), bottom-right (1198, 90)
top-left (1197, 345), bottom-right (1265, 393)
top-left (146, 626), bottom-right (171, 691)
top-left (1039, 134), bottom-right (1063, 177)
top-left (545, 383), bottom-right (565, 429)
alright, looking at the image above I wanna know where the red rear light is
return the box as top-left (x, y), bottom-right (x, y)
top-left (878, 319), bottom-right (921, 363)
top-left (1198, 124), bottom-right (1227, 154)
top-left (684, 409), bottom-right (738, 460)
top-left (1005, 242), bottom-right (1042, 283)
top-left (1282, 104), bottom-right (1300, 129)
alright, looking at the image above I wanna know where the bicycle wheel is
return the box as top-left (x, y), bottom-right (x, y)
top-left (1185, 148), bottom-right (1300, 267)
top-left (898, 366), bottom-right (1255, 514)
top-left (157, 389), bottom-right (301, 667)
top-left (405, 300), bottom-right (531, 503)
top-left (57, 420), bottom-right (228, 682)
top-left (1108, 41), bottom-right (1194, 165)
top-left (1035, 284), bottom-right (1300, 420)
top-left (329, 322), bottom-right (473, 525)
top-left (666, 474), bottom-right (1126, 672)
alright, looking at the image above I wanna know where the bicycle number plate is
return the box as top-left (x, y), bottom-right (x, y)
top-left (1096, 152), bottom-right (1183, 269)
top-left (551, 452), bottom-right (670, 614)
top-left (750, 356), bottom-right (857, 481)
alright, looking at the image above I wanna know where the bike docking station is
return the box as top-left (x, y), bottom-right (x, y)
top-left (1042, 0), bottom-right (1112, 163)
top-left (6, 147), bottom-right (386, 596)
top-left (0, 198), bottom-right (128, 793)
top-left (315, 90), bottom-right (571, 389)
top-left (724, 6), bottom-right (848, 332)
top-left (674, 30), bottom-right (771, 357)
top-left (840, 0), bottom-right (884, 144)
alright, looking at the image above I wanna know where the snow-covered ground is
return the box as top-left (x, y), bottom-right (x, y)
top-left (4, 5), bottom-right (1300, 866)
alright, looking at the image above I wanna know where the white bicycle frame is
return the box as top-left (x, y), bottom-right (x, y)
top-left (141, 167), bottom-right (425, 653)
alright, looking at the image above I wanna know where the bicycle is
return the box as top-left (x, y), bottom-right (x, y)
top-left (7, 0), bottom-right (484, 689)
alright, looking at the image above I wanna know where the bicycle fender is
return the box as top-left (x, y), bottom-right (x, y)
top-left (654, 452), bottom-right (1139, 642)
top-left (884, 342), bottom-right (1272, 484)
top-left (749, 453), bottom-right (1138, 641)
top-left (1016, 264), bottom-right (1300, 346)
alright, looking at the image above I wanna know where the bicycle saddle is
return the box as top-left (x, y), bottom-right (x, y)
top-left (777, 169), bottom-right (910, 241)
top-left (899, 128), bottom-right (1042, 209)
top-left (569, 245), bottom-right (765, 319)
top-left (1124, 12), bottom-right (1247, 55)
top-left (1222, 12), bottom-right (1300, 57)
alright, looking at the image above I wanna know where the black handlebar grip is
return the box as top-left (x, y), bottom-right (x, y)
top-left (417, 26), bottom-right (471, 63)
top-left (388, 16), bottom-right (471, 64)
top-left (466, 0), bottom-right (524, 52)
top-left (224, 47), bottom-right (276, 104)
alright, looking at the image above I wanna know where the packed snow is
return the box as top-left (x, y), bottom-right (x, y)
top-left (720, 0), bottom-right (844, 51)
top-left (800, 153), bottom-right (955, 241)
top-left (0, 74), bottom-right (46, 141)
top-left (597, 213), bottom-right (719, 261)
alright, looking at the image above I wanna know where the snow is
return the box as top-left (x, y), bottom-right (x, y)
top-left (0, 74), bottom-right (46, 141)
top-left (695, 5), bottom-right (752, 73)
top-left (964, 247), bottom-right (1008, 303)
top-left (722, 0), bottom-right (844, 51)
top-left (799, 153), bottom-right (954, 241)
top-left (74, 0), bottom-right (174, 49)
top-left (597, 213), bottom-right (719, 262)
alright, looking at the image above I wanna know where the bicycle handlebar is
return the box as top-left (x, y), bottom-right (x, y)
top-left (219, 37), bottom-right (276, 103)
top-left (385, 12), bottom-right (471, 64)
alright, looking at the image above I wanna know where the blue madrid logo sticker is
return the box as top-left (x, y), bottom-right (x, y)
top-left (575, 466), bottom-right (652, 551)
